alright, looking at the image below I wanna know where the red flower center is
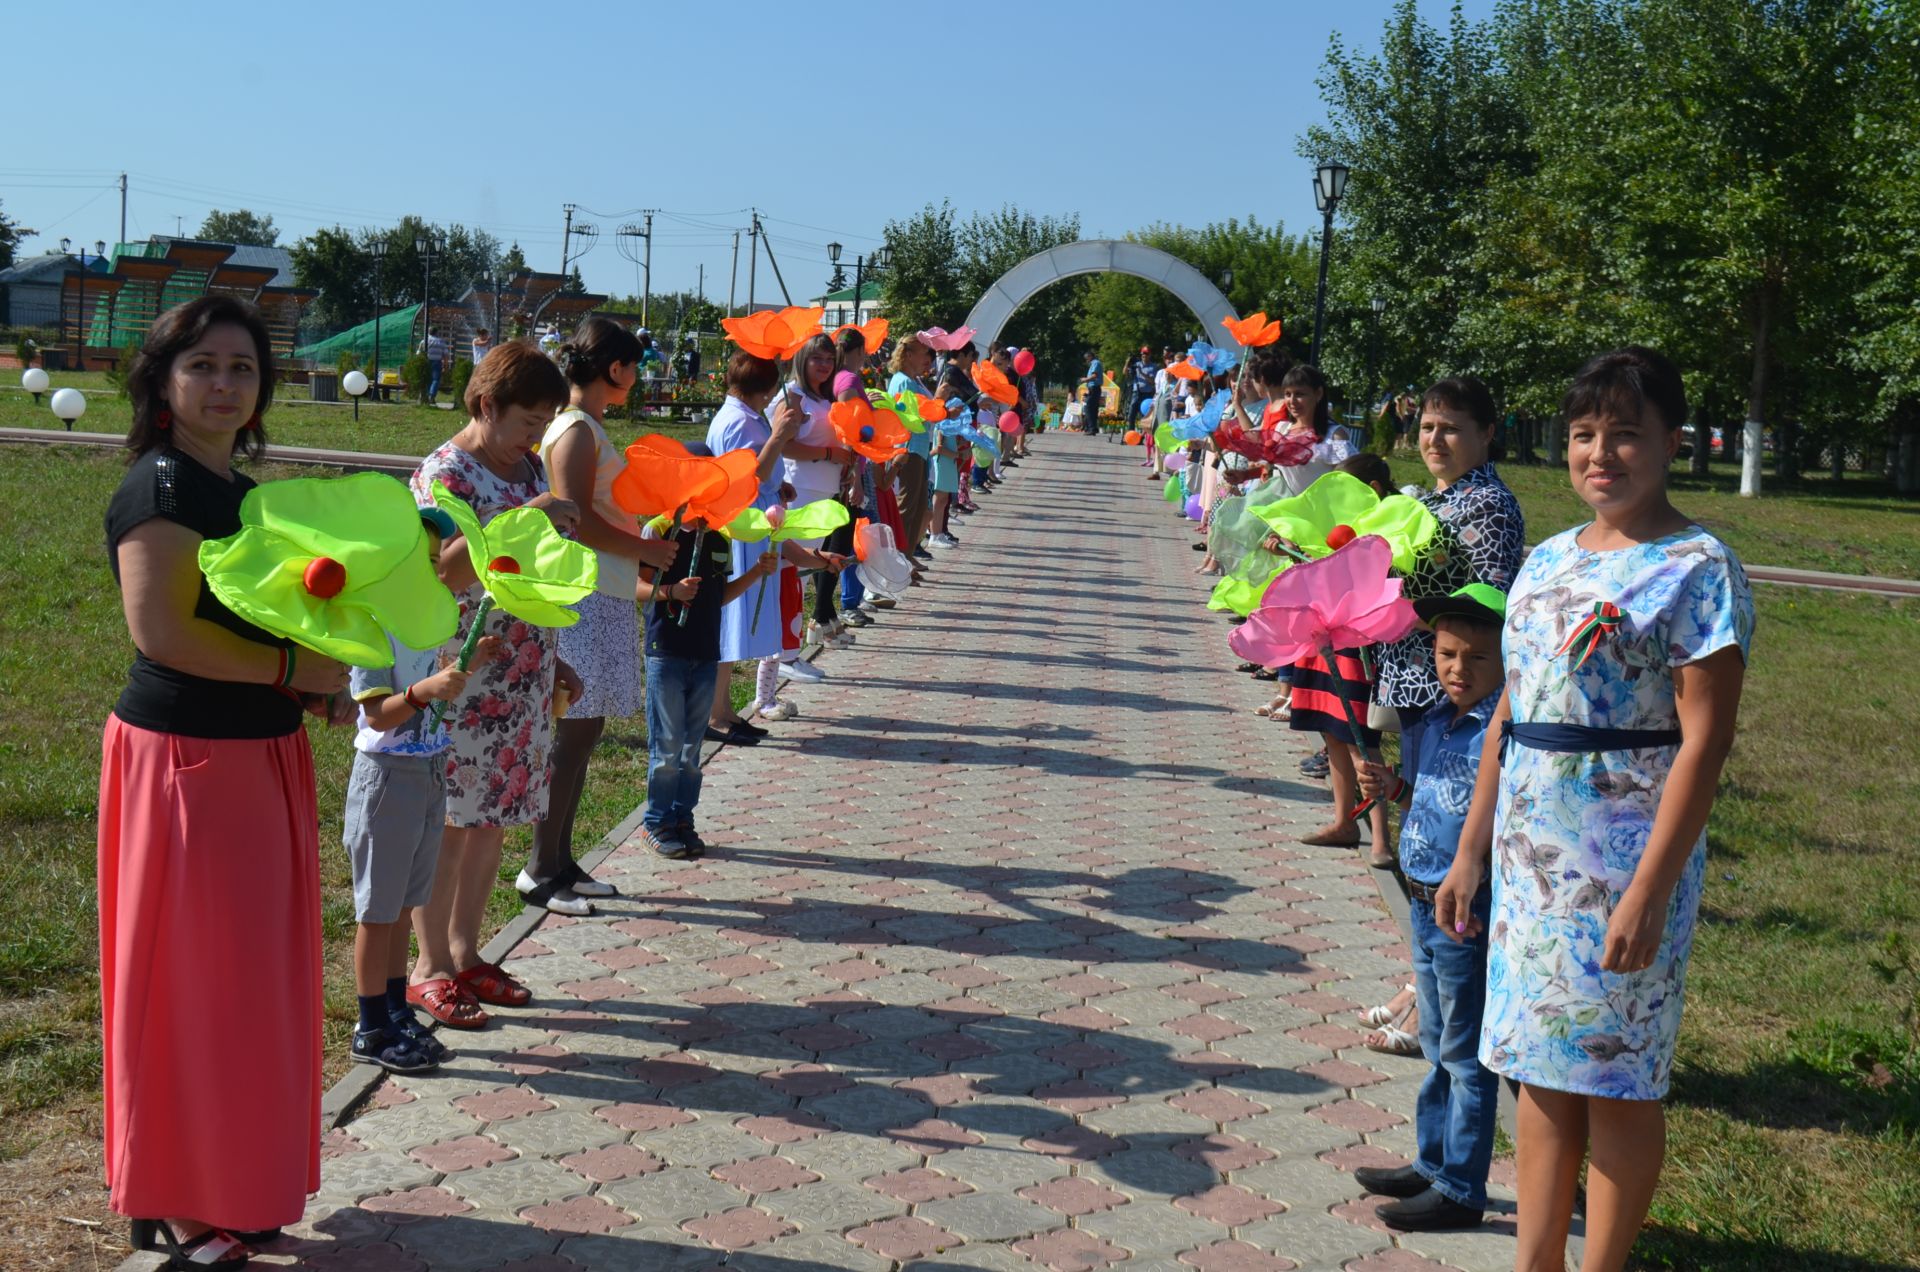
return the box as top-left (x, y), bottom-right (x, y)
top-left (489, 555), bottom-right (522, 574)
top-left (1325, 525), bottom-right (1357, 550)
top-left (302, 556), bottom-right (347, 599)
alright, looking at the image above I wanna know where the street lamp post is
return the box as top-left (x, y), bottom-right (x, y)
top-left (827, 242), bottom-right (892, 328)
top-left (1366, 294), bottom-right (1386, 407)
top-left (370, 240), bottom-right (387, 397)
top-left (415, 232), bottom-right (436, 366)
top-left (1309, 161), bottom-right (1350, 368)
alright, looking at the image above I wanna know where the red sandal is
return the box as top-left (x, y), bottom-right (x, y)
top-left (407, 977), bottom-right (490, 1030)
top-left (457, 962), bottom-right (532, 1008)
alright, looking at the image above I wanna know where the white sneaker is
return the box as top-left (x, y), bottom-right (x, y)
top-left (516, 870), bottom-right (593, 916)
top-left (778, 658), bottom-right (826, 684)
top-left (930, 533), bottom-right (959, 549)
top-left (808, 622), bottom-right (853, 650)
top-left (757, 699), bottom-right (799, 720)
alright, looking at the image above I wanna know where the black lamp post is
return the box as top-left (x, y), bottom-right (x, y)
top-left (370, 240), bottom-right (387, 396)
top-left (828, 242), bottom-right (892, 327)
top-left (415, 232), bottom-right (436, 362)
top-left (1366, 294), bottom-right (1386, 406)
top-left (1309, 160), bottom-right (1350, 368)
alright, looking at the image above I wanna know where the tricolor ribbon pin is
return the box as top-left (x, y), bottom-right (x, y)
top-left (1554, 601), bottom-right (1623, 670)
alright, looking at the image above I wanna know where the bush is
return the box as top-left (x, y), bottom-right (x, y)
top-left (447, 358), bottom-right (474, 408)
top-left (336, 349), bottom-right (359, 378)
top-left (1367, 404), bottom-right (1397, 455)
top-left (402, 353), bottom-right (430, 405)
top-left (106, 342), bottom-right (140, 398)
top-left (14, 336), bottom-right (38, 368)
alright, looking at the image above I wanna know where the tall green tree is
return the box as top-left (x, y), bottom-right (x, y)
top-left (197, 208), bottom-right (278, 247)
top-left (957, 205), bottom-right (1083, 386)
top-left (879, 201), bottom-right (962, 339)
top-left (0, 198), bottom-right (25, 270)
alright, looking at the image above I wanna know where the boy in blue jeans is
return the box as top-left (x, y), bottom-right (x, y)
top-left (641, 446), bottom-right (780, 860)
top-left (1354, 582), bottom-right (1506, 1231)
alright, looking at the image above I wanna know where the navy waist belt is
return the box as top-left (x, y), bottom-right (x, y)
top-left (1502, 720), bottom-right (1681, 758)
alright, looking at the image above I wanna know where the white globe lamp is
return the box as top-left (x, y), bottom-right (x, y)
top-left (50, 387), bottom-right (87, 430)
top-left (21, 367), bottom-right (50, 397)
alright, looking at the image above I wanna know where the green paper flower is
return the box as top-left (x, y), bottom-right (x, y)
top-left (432, 481), bottom-right (597, 628)
top-left (1154, 421), bottom-right (1178, 453)
top-left (719, 499), bottom-right (853, 544)
top-left (198, 472), bottom-right (459, 666)
top-left (875, 389), bottom-right (927, 434)
top-left (1251, 471), bottom-right (1438, 573)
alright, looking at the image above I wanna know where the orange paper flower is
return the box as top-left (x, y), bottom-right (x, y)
top-left (1221, 312), bottom-right (1284, 348)
top-left (914, 394), bottom-right (950, 423)
top-left (612, 433), bottom-right (761, 525)
top-left (1166, 360), bottom-right (1206, 381)
top-left (832, 317), bottom-right (889, 353)
top-left (721, 305), bottom-right (826, 360)
top-left (973, 361), bottom-right (1018, 406)
top-left (828, 397), bottom-right (910, 463)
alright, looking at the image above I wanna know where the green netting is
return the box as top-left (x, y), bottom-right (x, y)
top-left (294, 305), bottom-right (422, 370)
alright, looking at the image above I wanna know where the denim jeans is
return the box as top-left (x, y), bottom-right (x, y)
top-left (1409, 892), bottom-right (1498, 1209)
top-left (426, 359), bottom-right (443, 400)
top-left (644, 655), bottom-right (718, 833)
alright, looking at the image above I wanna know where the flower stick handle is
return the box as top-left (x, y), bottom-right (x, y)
top-left (640, 504), bottom-right (686, 618)
top-left (428, 592), bottom-right (495, 729)
top-left (677, 525), bottom-right (708, 628)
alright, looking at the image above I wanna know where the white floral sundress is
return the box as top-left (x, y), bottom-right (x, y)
top-left (1481, 524), bottom-right (1754, 1099)
top-left (410, 442), bottom-right (558, 829)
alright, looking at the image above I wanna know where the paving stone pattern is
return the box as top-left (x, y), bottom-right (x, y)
top-left (278, 438), bottom-right (1521, 1269)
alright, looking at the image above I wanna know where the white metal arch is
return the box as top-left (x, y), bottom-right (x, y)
top-left (961, 240), bottom-right (1242, 356)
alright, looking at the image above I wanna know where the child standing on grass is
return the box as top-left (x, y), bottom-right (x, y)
top-left (1352, 583), bottom-right (1507, 1232)
top-left (344, 509), bottom-right (501, 1073)
top-left (640, 444), bottom-right (782, 860)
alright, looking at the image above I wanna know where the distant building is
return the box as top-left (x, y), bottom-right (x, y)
top-left (813, 280), bottom-right (887, 329)
top-left (0, 252), bottom-right (103, 328)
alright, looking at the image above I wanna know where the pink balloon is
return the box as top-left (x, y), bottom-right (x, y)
top-left (1012, 349), bottom-right (1036, 376)
top-left (1164, 451), bottom-right (1188, 471)
top-left (998, 410), bottom-right (1022, 435)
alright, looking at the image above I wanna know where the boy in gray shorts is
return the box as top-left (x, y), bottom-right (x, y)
top-left (344, 508), bottom-right (500, 1072)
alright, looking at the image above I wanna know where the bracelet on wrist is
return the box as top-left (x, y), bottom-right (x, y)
top-left (404, 684), bottom-right (426, 711)
top-left (281, 645), bottom-right (299, 689)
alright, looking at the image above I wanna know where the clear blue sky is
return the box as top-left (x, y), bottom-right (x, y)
top-left (4, 0), bottom-right (1490, 308)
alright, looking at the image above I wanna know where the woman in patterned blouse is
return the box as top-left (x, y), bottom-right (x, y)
top-left (1372, 377), bottom-right (1527, 785)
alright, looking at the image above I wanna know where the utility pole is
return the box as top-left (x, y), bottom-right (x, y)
top-left (755, 212), bottom-right (792, 306)
top-left (728, 230), bottom-right (740, 316)
top-left (697, 264), bottom-right (704, 304)
top-left (118, 172), bottom-right (127, 246)
top-left (641, 211), bottom-right (654, 328)
top-left (560, 203), bottom-right (576, 276)
top-left (747, 213), bottom-right (758, 313)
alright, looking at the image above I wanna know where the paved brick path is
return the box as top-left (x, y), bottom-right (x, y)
top-left (275, 436), bottom-right (1522, 1271)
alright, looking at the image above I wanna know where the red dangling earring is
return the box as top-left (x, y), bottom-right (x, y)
top-left (156, 408), bottom-right (172, 430)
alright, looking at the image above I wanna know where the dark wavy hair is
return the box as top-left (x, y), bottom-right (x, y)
top-left (1421, 375), bottom-right (1497, 431)
top-left (725, 349), bottom-right (781, 398)
top-left (462, 341), bottom-right (569, 418)
top-left (557, 315), bottom-right (643, 387)
top-left (1562, 346), bottom-right (1687, 431)
top-left (1245, 348), bottom-right (1292, 392)
top-left (1280, 363), bottom-right (1333, 435)
top-left (125, 295), bottom-right (277, 462)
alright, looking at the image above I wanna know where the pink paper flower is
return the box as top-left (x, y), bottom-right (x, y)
top-left (1228, 535), bottom-right (1419, 667)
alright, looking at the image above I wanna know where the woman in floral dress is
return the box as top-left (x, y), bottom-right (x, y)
top-left (1437, 348), bottom-right (1753, 1272)
top-left (406, 342), bottom-right (584, 1029)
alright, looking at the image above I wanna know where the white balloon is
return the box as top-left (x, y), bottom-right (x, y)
top-left (21, 368), bottom-right (50, 394)
top-left (50, 387), bottom-right (87, 421)
top-left (342, 369), bottom-right (369, 396)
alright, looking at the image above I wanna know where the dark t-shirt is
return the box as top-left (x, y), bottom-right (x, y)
top-left (104, 447), bottom-right (303, 739)
top-left (644, 525), bottom-right (734, 661)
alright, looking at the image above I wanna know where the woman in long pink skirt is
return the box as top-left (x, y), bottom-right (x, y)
top-left (99, 296), bottom-right (347, 1267)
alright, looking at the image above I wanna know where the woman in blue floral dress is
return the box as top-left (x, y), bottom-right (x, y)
top-left (1436, 348), bottom-right (1753, 1272)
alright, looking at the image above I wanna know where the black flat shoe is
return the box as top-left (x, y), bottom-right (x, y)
top-left (1251, 667), bottom-right (1280, 681)
top-left (1191, 541), bottom-right (1208, 551)
top-left (1376, 1187), bottom-right (1484, 1232)
top-left (1352, 1164), bottom-right (1428, 1198)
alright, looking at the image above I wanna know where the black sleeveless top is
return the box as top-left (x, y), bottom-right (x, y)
top-left (104, 447), bottom-right (302, 739)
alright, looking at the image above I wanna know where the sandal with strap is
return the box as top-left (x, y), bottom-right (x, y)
top-left (457, 962), bottom-right (532, 1008)
top-left (1366, 1023), bottom-right (1422, 1056)
top-left (352, 1025), bottom-right (439, 1074)
top-left (390, 1009), bottom-right (455, 1064)
top-left (407, 977), bottom-right (490, 1030)
top-left (131, 1219), bottom-right (253, 1268)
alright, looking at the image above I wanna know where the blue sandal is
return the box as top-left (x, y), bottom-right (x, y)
top-left (351, 1025), bottom-right (439, 1074)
